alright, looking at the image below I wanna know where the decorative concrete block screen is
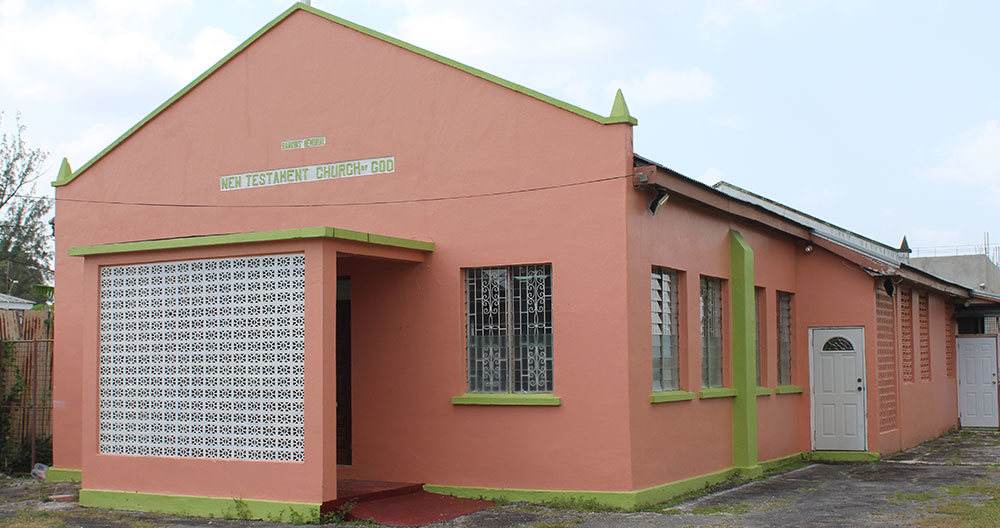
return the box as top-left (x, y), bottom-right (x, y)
top-left (98, 254), bottom-right (306, 461)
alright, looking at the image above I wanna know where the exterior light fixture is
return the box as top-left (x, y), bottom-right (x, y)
top-left (632, 171), bottom-right (670, 215)
top-left (804, 244), bottom-right (813, 253)
top-left (649, 187), bottom-right (669, 215)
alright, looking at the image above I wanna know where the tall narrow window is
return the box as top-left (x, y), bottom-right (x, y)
top-left (777, 291), bottom-right (793, 385)
top-left (901, 288), bottom-right (914, 383)
top-left (652, 267), bottom-right (680, 391)
top-left (700, 276), bottom-right (724, 388)
top-left (465, 264), bottom-right (553, 393)
top-left (755, 287), bottom-right (764, 386)
top-left (918, 293), bottom-right (930, 381)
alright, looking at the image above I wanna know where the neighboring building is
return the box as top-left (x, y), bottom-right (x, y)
top-left (0, 293), bottom-right (36, 310)
top-left (47, 2), bottom-right (995, 520)
top-left (908, 254), bottom-right (1000, 296)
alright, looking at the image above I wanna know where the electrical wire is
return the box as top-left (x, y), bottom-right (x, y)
top-left (34, 172), bottom-right (634, 209)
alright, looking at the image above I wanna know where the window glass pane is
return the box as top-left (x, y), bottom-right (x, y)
top-left (511, 265), bottom-right (553, 393)
top-left (466, 267), bottom-right (508, 393)
top-left (754, 287), bottom-right (763, 386)
top-left (701, 276), bottom-right (723, 388)
top-left (777, 291), bottom-right (792, 385)
top-left (652, 267), bottom-right (680, 391)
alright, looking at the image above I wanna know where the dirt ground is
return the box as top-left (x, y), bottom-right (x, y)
top-left (3, 429), bottom-right (1000, 527)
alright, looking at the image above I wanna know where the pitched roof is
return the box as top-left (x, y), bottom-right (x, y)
top-left (54, 2), bottom-right (636, 187)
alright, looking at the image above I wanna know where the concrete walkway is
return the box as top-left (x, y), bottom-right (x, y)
top-left (3, 430), bottom-right (1000, 527)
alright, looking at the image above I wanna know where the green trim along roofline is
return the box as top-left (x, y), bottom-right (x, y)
top-left (45, 467), bottom-right (82, 483)
top-left (79, 489), bottom-right (319, 522)
top-left (53, 3), bottom-right (636, 187)
top-left (67, 227), bottom-right (434, 256)
top-left (451, 393), bottom-right (561, 406)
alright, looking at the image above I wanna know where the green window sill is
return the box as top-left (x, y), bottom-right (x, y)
top-left (756, 387), bottom-right (775, 397)
top-left (451, 393), bottom-right (562, 406)
top-left (650, 390), bottom-right (697, 404)
top-left (699, 387), bottom-right (738, 399)
top-left (776, 384), bottom-right (804, 394)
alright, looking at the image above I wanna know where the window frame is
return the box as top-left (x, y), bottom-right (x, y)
top-left (776, 290), bottom-right (793, 386)
top-left (700, 275), bottom-right (726, 389)
top-left (464, 263), bottom-right (554, 394)
top-left (652, 266), bottom-right (682, 392)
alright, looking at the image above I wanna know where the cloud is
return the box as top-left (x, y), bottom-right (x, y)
top-left (0, 0), bottom-right (234, 105)
top-left (609, 68), bottom-right (716, 106)
top-left (919, 120), bottom-right (1000, 202)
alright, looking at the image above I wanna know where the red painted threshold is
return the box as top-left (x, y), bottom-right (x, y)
top-left (348, 491), bottom-right (494, 527)
top-left (329, 479), bottom-right (425, 509)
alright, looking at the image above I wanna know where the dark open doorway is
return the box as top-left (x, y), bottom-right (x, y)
top-left (337, 277), bottom-right (352, 465)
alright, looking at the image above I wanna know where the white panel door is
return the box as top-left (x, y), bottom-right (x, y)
top-left (812, 327), bottom-right (866, 451)
top-left (958, 336), bottom-right (999, 428)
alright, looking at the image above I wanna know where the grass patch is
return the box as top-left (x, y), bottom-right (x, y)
top-left (889, 491), bottom-right (936, 505)
top-left (2, 508), bottom-right (67, 528)
top-left (531, 521), bottom-right (582, 528)
top-left (689, 502), bottom-right (752, 515)
top-left (540, 497), bottom-right (624, 513)
top-left (919, 482), bottom-right (1000, 527)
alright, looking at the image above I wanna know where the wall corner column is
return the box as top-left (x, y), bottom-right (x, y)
top-left (729, 230), bottom-right (760, 475)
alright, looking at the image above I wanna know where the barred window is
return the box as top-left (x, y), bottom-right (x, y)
top-left (700, 276), bottom-right (724, 388)
top-left (652, 267), bottom-right (680, 391)
top-left (777, 291), bottom-right (793, 385)
top-left (465, 264), bottom-right (553, 393)
top-left (755, 287), bottom-right (764, 386)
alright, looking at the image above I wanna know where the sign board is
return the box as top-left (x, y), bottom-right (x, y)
top-left (220, 156), bottom-right (395, 192)
top-left (281, 136), bottom-right (326, 150)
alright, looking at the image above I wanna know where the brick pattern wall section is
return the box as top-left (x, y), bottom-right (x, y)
top-left (918, 293), bottom-right (931, 381)
top-left (900, 288), bottom-right (914, 383)
top-left (876, 287), bottom-right (898, 432)
top-left (945, 302), bottom-right (956, 378)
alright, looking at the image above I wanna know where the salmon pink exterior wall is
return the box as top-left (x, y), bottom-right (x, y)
top-left (54, 8), bottom-right (635, 502)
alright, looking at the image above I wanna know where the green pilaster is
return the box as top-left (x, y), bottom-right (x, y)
top-left (729, 230), bottom-right (761, 476)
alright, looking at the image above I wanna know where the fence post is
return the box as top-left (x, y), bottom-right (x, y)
top-left (30, 339), bottom-right (38, 469)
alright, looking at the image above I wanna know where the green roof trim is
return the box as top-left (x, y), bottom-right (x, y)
top-left (67, 226), bottom-right (434, 256)
top-left (54, 2), bottom-right (635, 187)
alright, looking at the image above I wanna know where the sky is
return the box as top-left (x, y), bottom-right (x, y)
top-left (1, 0), bottom-right (998, 253)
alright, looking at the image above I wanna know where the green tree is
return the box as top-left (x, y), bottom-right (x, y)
top-left (0, 113), bottom-right (52, 304)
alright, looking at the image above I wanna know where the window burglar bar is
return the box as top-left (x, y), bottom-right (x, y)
top-left (466, 264), bottom-right (553, 393)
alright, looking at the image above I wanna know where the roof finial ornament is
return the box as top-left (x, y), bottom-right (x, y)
top-left (56, 158), bottom-right (72, 184)
top-left (607, 89), bottom-right (636, 124)
top-left (899, 236), bottom-right (911, 254)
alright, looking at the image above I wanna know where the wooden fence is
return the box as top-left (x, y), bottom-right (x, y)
top-left (0, 310), bottom-right (54, 464)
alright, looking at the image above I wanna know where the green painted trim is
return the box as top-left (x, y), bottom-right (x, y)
top-left (67, 226), bottom-right (434, 256)
top-left (79, 489), bottom-right (319, 521)
top-left (608, 89), bottom-right (634, 124)
top-left (729, 229), bottom-right (758, 471)
top-left (759, 452), bottom-right (806, 471)
top-left (54, 3), bottom-right (634, 188)
top-left (960, 426), bottom-right (1000, 431)
top-left (426, 466), bottom-right (741, 509)
top-left (56, 158), bottom-right (72, 184)
top-left (45, 467), bottom-right (82, 483)
top-left (775, 384), bottom-right (804, 394)
top-left (650, 390), bottom-right (697, 403)
top-left (698, 387), bottom-right (738, 399)
top-left (805, 451), bottom-right (880, 463)
top-left (755, 386), bottom-right (775, 396)
top-left (451, 393), bottom-right (561, 406)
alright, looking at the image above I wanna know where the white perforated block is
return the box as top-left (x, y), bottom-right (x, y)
top-left (98, 254), bottom-right (306, 462)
